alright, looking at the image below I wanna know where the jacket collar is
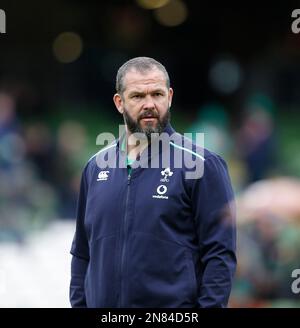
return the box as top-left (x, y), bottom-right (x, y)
top-left (117, 122), bottom-right (176, 168)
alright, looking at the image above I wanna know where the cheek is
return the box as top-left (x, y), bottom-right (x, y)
top-left (157, 100), bottom-right (170, 113)
top-left (125, 105), bottom-right (140, 119)
top-left (158, 97), bottom-right (170, 106)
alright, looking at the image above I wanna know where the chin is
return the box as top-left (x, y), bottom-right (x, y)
top-left (142, 120), bottom-right (157, 127)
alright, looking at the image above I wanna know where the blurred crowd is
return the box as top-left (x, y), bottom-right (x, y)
top-left (1, 86), bottom-right (300, 307)
top-left (0, 90), bottom-right (90, 242)
top-left (188, 94), bottom-right (300, 307)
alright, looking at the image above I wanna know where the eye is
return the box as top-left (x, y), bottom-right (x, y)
top-left (132, 94), bottom-right (142, 99)
top-left (153, 92), bottom-right (163, 97)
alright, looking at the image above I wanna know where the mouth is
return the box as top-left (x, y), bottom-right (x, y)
top-left (140, 117), bottom-right (157, 122)
top-left (140, 113), bottom-right (159, 122)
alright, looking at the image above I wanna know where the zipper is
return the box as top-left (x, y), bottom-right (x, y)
top-left (119, 173), bottom-right (131, 307)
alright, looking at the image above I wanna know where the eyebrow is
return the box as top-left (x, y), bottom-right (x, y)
top-left (128, 89), bottom-right (166, 96)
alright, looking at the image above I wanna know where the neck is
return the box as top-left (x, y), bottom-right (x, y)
top-left (126, 131), bottom-right (149, 161)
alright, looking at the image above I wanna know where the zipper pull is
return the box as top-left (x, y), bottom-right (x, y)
top-left (128, 174), bottom-right (131, 184)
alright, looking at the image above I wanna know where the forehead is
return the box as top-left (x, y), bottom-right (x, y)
top-left (123, 68), bottom-right (167, 93)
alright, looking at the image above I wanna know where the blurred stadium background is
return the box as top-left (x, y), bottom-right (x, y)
top-left (1, 0), bottom-right (300, 307)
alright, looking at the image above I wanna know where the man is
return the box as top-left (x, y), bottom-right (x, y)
top-left (70, 57), bottom-right (236, 308)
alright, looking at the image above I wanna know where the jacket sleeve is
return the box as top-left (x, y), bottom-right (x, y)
top-left (192, 154), bottom-right (237, 308)
top-left (69, 166), bottom-right (90, 308)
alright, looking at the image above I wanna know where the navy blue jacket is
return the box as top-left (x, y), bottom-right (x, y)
top-left (70, 124), bottom-right (236, 308)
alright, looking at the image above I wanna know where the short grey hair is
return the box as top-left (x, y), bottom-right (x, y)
top-left (115, 57), bottom-right (170, 94)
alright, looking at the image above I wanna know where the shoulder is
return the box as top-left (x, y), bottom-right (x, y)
top-left (82, 140), bottom-right (118, 180)
top-left (168, 132), bottom-right (206, 161)
top-left (169, 131), bottom-right (229, 181)
top-left (170, 131), bottom-right (225, 163)
top-left (87, 140), bottom-right (118, 165)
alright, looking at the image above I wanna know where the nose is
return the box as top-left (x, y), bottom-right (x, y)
top-left (142, 94), bottom-right (155, 110)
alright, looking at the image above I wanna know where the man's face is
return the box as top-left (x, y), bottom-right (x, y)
top-left (113, 68), bottom-right (173, 139)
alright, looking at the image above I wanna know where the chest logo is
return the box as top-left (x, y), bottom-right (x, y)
top-left (157, 185), bottom-right (167, 195)
top-left (152, 184), bottom-right (168, 200)
top-left (97, 170), bottom-right (110, 181)
top-left (160, 167), bottom-right (173, 183)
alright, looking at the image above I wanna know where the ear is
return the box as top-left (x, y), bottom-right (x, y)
top-left (113, 93), bottom-right (124, 114)
top-left (168, 88), bottom-right (174, 108)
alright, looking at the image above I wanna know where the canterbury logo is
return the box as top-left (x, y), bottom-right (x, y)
top-left (97, 171), bottom-right (109, 181)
